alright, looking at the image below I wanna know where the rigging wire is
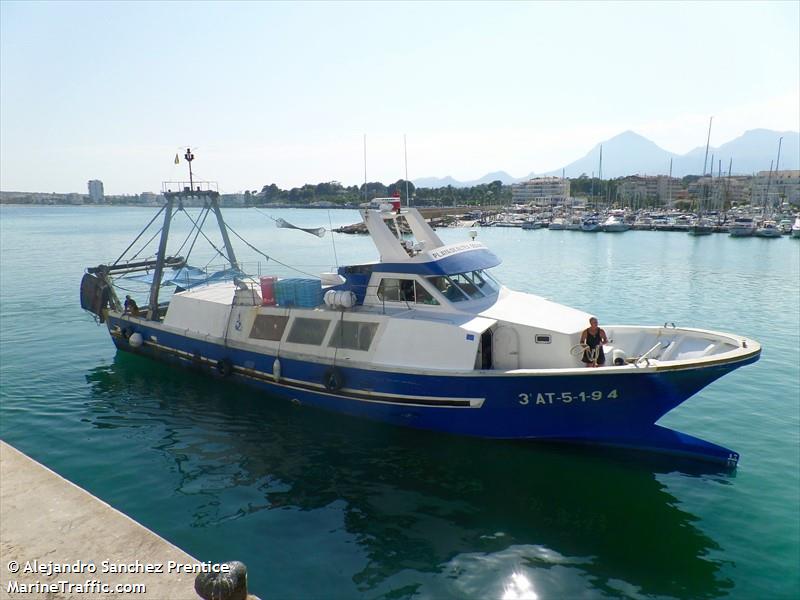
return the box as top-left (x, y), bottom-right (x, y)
top-left (130, 215), bottom-right (174, 261)
top-left (175, 205), bottom-right (212, 265)
top-left (172, 205), bottom-right (207, 258)
top-left (327, 210), bottom-right (339, 268)
top-left (224, 222), bottom-right (319, 278)
top-left (111, 205), bottom-right (166, 266)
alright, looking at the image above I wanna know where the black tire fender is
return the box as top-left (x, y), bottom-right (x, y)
top-left (216, 358), bottom-right (233, 377)
top-left (323, 368), bottom-right (344, 392)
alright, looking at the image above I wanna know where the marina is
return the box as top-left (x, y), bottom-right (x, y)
top-left (2, 200), bottom-right (798, 598)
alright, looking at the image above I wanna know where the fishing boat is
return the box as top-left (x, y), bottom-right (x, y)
top-left (80, 153), bottom-right (761, 466)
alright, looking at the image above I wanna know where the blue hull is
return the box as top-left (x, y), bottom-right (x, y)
top-left (108, 316), bottom-right (757, 466)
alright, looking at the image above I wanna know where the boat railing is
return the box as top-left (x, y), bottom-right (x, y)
top-left (161, 181), bottom-right (219, 195)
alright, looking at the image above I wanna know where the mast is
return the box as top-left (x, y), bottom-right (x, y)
top-left (702, 117), bottom-right (713, 175)
top-left (699, 118), bottom-right (713, 218)
top-left (404, 134), bottom-right (410, 207)
top-left (598, 144), bottom-right (603, 209)
top-left (774, 136), bottom-right (783, 213)
top-left (668, 158), bottom-right (673, 207)
top-left (149, 149), bottom-right (235, 320)
top-left (764, 159), bottom-right (774, 215)
top-left (363, 134), bottom-right (368, 203)
top-left (185, 147), bottom-right (195, 190)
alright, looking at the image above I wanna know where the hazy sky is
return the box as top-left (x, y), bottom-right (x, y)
top-left (1, 1), bottom-right (798, 194)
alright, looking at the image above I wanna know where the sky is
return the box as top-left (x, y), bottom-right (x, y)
top-left (1, 1), bottom-right (798, 194)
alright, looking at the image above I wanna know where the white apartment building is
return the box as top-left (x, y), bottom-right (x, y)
top-left (749, 170), bottom-right (800, 206)
top-left (618, 176), bottom-right (681, 206)
top-left (87, 180), bottom-right (104, 203)
top-left (511, 177), bottom-right (570, 206)
top-left (688, 176), bottom-right (751, 207)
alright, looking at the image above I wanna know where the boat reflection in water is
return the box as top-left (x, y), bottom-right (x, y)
top-left (84, 353), bottom-right (734, 599)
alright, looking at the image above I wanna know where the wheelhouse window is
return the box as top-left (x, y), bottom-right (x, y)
top-left (414, 281), bottom-right (439, 305)
top-left (329, 321), bottom-right (378, 351)
top-left (286, 317), bottom-right (330, 345)
top-left (426, 270), bottom-right (500, 302)
top-left (249, 314), bottom-right (289, 341)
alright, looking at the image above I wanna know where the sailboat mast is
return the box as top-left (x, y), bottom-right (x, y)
top-left (764, 160), bottom-right (774, 214)
top-left (598, 145), bottom-right (603, 208)
top-left (702, 117), bottom-right (713, 175)
top-left (363, 134), bottom-right (368, 203)
top-left (668, 158), bottom-right (673, 207)
top-left (404, 134), bottom-right (410, 207)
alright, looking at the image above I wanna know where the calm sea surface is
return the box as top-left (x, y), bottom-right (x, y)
top-left (1, 205), bottom-right (798, 599)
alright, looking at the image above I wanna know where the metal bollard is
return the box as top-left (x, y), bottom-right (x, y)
top-left (194, 561), bottom-right (260, 600)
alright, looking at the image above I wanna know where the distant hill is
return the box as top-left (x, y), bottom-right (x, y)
top-left (414, 170), bottom-right (520, 188)
top-left (414, 129), bottom-right (800, 187)
top-left (672, 128), bottom-right (800, 176)
top-left (547, 130), bottom-right (676, 178)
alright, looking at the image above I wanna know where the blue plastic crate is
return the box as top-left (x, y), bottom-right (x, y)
top-left (274, 278), bottom-right (322, 307)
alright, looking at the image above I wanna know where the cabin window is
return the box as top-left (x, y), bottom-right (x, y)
top-left (450, 272), bottom-right (486, 299)
top-left (377, 278), bottom-right (416, 302)
top-left (535, 334), bottom-right (551, 344)
top-left (414, 281), bottom-right (439, 305)
top-left (249, 314), bottom-right (289, 341)
top-left (473, 270), bottom-right (500, 294)
top-left (329, 321), bottom-right (378, 351)
top-left (286, 317), bottom-right (330, 345)
top-left (426, 270), bottom-right (499, 303)
top-left (427, 276), bottom-right (469, 302)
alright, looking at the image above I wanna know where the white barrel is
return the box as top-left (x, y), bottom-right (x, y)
top-left (612, 348), bottom-right (627, 366)
top-left (323, 289), bottom-right (356, 309)
top-left (129, 332), bottom-right (144, 348)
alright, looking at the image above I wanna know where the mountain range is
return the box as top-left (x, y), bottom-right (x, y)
top-left (414, 129), bottom-right (800, 188)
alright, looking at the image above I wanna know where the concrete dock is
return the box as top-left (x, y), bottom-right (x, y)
top-left (0, 441), bottom-right (201, 599)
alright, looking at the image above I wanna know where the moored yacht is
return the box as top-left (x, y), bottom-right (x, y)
top-left (688, 217), bottom-right (714, 236)
top-left (581, 216), bottom-right (602, 232)
top-left (80, 156), bottom-right (761, 466)
top-left (601, 214), bottom-right (630, 233)
top-left (729, 216), bottom-right (757, 237)
top-left (792, 216), bottom-right (800, 239)
top-left (754, 220), bottom-right (782, 238)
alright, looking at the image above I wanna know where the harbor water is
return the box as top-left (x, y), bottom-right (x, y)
top-left (1, 205), bottom-right (798, 599)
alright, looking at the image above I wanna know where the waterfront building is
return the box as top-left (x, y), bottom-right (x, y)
top-left (750, 170), bottom-right (800, 207)
top-left (618, 176), bottom-right (680, 206)
top-left (689, 176), bottom-right (752, 208)
top-left (138, 192), bottom-right (162, 206)
top-left (88, 180), bottom-right (104, 203)
top-left (511, 177), bottom-right (570, 206)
